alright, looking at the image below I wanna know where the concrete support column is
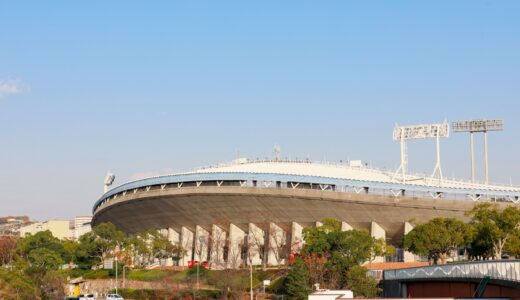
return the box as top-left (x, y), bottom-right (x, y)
top-left (341, 222), bottom-right (353, 231)
top-left (166, 228), bottom-right (180, 266)
top-left (228, 224), bottom-right (246, 269)
top-left (248, 223), bottom-right (266, 266)
top-left (315, 221), bottom-right (323, 227)
top-left (210, 225), bottom-right (227, 268)
top-left (180, 226), bottom-right (194, 266)
top-left (268, 223), bottom-right (288, 266)
top-left (403, 222), bottom-right (415, 262)
top-left (371, 221), bottom-right (386, 263)
top-left (291, 222), bottom-right (304, 254)
top-left (194, 226), bottom-right (210, 262)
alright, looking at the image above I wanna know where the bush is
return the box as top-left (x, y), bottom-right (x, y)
top-left (0, 269), bottom-right (39, 299)
top-left (83, 269), bottom-right (110, 279)
top-left (116, 287), bottom-right (221, 300)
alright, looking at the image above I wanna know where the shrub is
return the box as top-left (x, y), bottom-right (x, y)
top-left (83, 269), bottom-right (110, 279)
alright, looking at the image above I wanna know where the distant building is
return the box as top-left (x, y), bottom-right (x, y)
top-left (72, 216), bottom-right (92, 239)
top-left (0, 216), bottom-right (31, 236)
top-left (20, 220), bottom-right (70, 240)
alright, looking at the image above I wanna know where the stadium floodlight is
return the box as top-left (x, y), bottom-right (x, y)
top-left (104, 173), bottom-right (115, 193)
top-left (393, 122), bottom-right (449, 183)
top-left (451, 119), bottom-right (504, 184)
top-left (393, 123), bottom-right (449, 141)
top-left (452, 119), bottom-right (503, 132)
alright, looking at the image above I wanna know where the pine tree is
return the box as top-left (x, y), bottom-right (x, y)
top-left (285, 258), bottom-right (311, 299)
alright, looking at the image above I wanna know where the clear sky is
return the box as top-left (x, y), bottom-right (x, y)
top-left (1, 1), bottom-right (519, 220)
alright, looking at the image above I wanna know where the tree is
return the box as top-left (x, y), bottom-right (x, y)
top-left (300, 219), bottom-right (377, 289)
top-left (27, 248), bottom-right (64, 272)
top-left (0, 269), bottom-right (39, 299)
top-left (152, 233), bottom-right (185, 266)
top-left (285, 258), bottom-right (311, 299)
top-left (0, 236), bottom-right (17, 266)
top-left (468, 222), bottom-right (495, 260)
top-left (369, 238), bottom-right (395, 265)
top-left (346, 265), bottom-right (379, 297)
top-left (469, 203), bottom-right (520, 259)
top-left (76, 222), bottom-right (127, 268)
top-left (15, 231), bottom-right (67, 262)
top-left (503, 231), bottom-right (520, 258)
top-left (39, 271), bottom-right (66, 300)
top-left (403, 217), bottom-right (471, 264)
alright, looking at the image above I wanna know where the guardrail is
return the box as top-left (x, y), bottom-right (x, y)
top-left (384, 260), bottom-right (520, 283)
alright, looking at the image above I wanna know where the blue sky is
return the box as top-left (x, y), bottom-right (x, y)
top-left (1, 1), bottom-right (519, 220)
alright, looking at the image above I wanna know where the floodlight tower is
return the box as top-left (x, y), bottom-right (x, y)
top-left (452, 119), bottom-right (503, 184)
top-left (393, 122), bottom-right (449, 183)
top-left (104, 172), bottom-right (115, 193)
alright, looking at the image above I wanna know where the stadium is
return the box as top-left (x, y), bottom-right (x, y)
top-left (92, 155), bottom-right (520, 268)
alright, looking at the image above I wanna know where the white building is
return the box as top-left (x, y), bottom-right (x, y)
top-left (73, 216), bottom-right (92, 239)
top-left (20, 220), bottom-right (71, 240)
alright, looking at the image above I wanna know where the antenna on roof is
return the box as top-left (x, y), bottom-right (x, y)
top-left (273, 145), bottom-right (281, 161)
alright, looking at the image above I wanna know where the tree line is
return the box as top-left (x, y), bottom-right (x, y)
top-left (404, 203), bottom-right (520, 264)
top-left (0, 223), bottom-right (185, 299)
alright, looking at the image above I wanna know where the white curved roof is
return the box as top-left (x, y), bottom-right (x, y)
top-left (193, 159), bottom-right (520, 193)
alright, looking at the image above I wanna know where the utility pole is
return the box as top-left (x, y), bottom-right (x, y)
top-left (115, 257), bottom-right (118, 295)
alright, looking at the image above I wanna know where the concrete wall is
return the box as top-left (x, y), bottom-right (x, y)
top-left (92, 185), bottom-right (515, 267)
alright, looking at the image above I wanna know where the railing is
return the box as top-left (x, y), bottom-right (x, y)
top-left (384, 260), bottom-right (520, 283)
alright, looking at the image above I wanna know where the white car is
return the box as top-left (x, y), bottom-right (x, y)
top-left (79, 294), bottom-right (95, 300)
top-left (106, 294), bottom-right (124, 300)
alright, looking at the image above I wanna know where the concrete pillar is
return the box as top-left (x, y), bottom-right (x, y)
top-left (168, 228), bottom-right (180, 244)
top-left (166, 228), bottom-right (180, 266)
top-left (268, 223), bottom-right (287, 266)
top-left (194, 226), bottom-right (210, 262)
top-left (315, 221), bottom-right (323, 227)
top-left (180, 226), bottom-right (194, 266)
top-left (291, 222), bottom-right (304, 254)
top-left (371, 221), bottom-right (386, 263)
top-left (403, 222), bottom-right (415, 262)
top-left (210, 225), bottom-right (227, 268)
top-left (341, 222), bottom-right (353, 231)
top-left (248, 223), bottom-right (266, 266)
top-left (228, 224), bottom-right (246, 269)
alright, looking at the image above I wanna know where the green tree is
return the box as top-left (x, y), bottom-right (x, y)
top-left (503, 232), bottom-right (520, 258)
top-left (301, 219), bottom-right (377, 289)
top-left (369, 238), bottom-right (395, 265)
top-left (15, 231), bottom-right (67, 262)
top-left (285, 258), bottom-right (311, 299)
top-left (75, 222), bottom-right (127, 268)
top-left (126, 234), bottom-right (150, 267)
top-left (27, 248), bottom-right (64, 272)
top-left (0, 269), bottom-right (39, 299)
top-left (154, 238), bottom-right (185, 266)
top-left (403, 217), bottom-right (470, 264)
top-left (346, 265), bottom-right (380, 297)
top-left (468, 222), bottom-right (495, 260)
top-left (469, 203), bottom-right (520, 259)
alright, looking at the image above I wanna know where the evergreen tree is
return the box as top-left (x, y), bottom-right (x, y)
top-left (285, 258), bottom-right (311, 299)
